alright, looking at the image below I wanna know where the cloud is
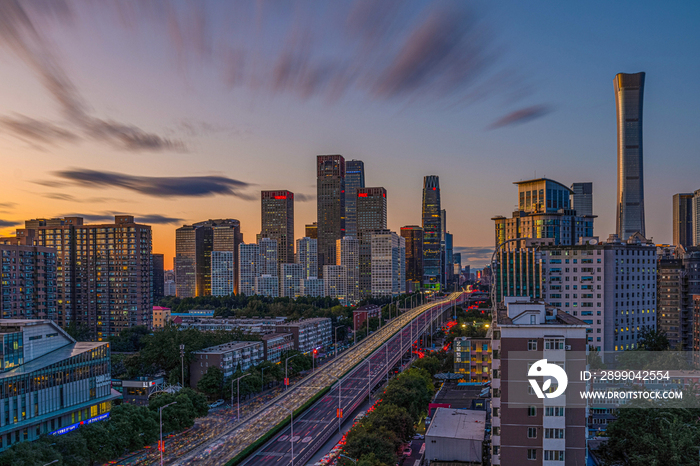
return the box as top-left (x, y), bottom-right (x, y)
top-left (294, 193), bottom-right (315, 202)
top-left (0, 203), bottom-right (16, 209)
top-left (489, 105), bottom-right (552, 129)
top-left (45, 168), bottom-right (255, 199)
top-left (43, 193), bottom-right (75, 201)
top-left (60, 212), bottom-right (184, 225)
top-left (0, 220), bottom-right (20, 228)
top-left (0, 1), bottom-right (183, 151)
top-left (454, 246), bottom-right (493, 267)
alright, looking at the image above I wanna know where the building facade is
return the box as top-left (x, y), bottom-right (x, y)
top-left (422, 176), bottom-right (442, 289)
top-left (657, 248), bottom-right (700, 350)
top-left (274, 318), bottom-right (332, 353)
top-left (260, 190), bottom-right (294, 265)
top-left (261, 333), bottom-right (295, 364)
top-left (370, 230), bottom-right (406, 297)
top-left (344, 159), bottom-right (365, 238)
top-left (190, 341), bottom-right (264, 387)
top-left (295, 237), bottom-right (318, 280)
top-left (337, 237), bottom-right (360, 304)
top-left (323, 265), bottom-right (347, 304)
top-left (238, 243), bottom-right (259, 296)
top-left (400, 226), bottom-right (423, 289)
top-left (258, 238), bottom-right (278, 277)
top-left (454, 336), bottom-right (491, 383)
top-left (357, 187), bottom-right (387, 297)
top-left (0, 320), bottom-right (118, 451)
top-left (673, 193), bottom-right (694, 248)
top-left (301, 278), bottom-right (324, 297)
top-left (0, 242), bottom-right (57, 321)
top-left (316, 155), bottom-right (345, 278)
top-left (152, 306), bottom-right (171, 329)
top-left (152, 253), bottom-right (164, 304)
top-left (571, 182), bottom-right (593, 217)
top-left (280, 263), bottom-right (304, 298)
top-left (305, 223), bottom-right (318, 240)
top-left (694, 190), bottom-right (700, 246)
top-left (211, 251), bottom-right (235, 296)
top-left (14, 215), bottom-right (152, 339)
top-left (615, 72), bottom-right (646, 240)
top-left (254, 275), bottom-right (279, 298)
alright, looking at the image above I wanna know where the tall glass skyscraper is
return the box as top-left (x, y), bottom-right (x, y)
top-left (422, 175), bottom-right (442, 289)
top-left (615, 72), bottom-right (646, 240)
top-left (316, 155), bottom-right (345, 278)
top-left (673, 193), bottom-right (694, 248)
top-left (260, 190), bottom-right (294, 265)
top-left (345, 160), bottom-right (365, 238)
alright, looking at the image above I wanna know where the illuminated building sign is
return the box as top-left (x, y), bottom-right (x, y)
top-left (274, 196), bottom-right (287, 200)
top-left (50, 412), bottom-right (110, 436)
top-left (357, 193), bottom-right (368, 197)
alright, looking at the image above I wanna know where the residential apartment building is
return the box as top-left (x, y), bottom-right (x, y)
top-left (344, 159), bottom-right (365, 238)
top-left (190, 341), bottom-right (264, 387)
top-left (357, 187), bottom-right (387, 297)
top-left (0, 320), bottom-right (118, 451)
top-left (296, 237), bottom-right (318, 280)
top-left (353, 304), bottom-right (380, 332)
top-left (370, 230), bottom-right (406, 297)
top-left (0, 242), bottom-right (57, 321)
top-left (260, 190), bottom-right (294, 265)
top-left (490, 298), bottom-right (587, 465)
top-left (323, 265), bottom-right (347, 304)
top-left (254, 275), bottom-right (279, 298)
top-left (261, 333), bottom-right (295, 364)
top-left (337, 237), bottom-right (360, 304)
top-left (211, 251), bottom-right (234, 296)
top-left (301, 278), bottom-right (324, 297)
top-left (280, 263), bottom-right (304, 298)
top-left (13, 215), bottom-right (152, 339)
top-left (238, 243), bottom-right (259, 296)
top-left (177, 317), bottom-right (282, 334)
top-left (152, 253), bottom-right (164, 303)
top-left (454, 336), bottom-right (491, 383)
top-left (275, 318), bottom-right (332, 353)
top-left (657, 247), bottom-right (700, 350)
top-left (152, 306), bottom-right (171, 329)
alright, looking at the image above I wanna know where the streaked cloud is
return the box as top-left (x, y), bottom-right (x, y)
top-left (60, 212), bottom-right (184, 225)
top-left (0, 115), bottom-right (78, 145)
top-left (0, 219), bottom-right (20, 228)
top-left (489, 105), bottom-right (551, 129)
top-left (43, 169), bottom-right (255, 199)
top-left (294, 193), bottom-right (315, 202)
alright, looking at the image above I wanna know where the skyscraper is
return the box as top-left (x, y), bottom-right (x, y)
top-left (238, 243), bottom-right (259, 296)
top-left (401, 226), bottom-right (423, 289)
top-left (0, 241), bottom-right (56, 320)
top-left (422, 175), bottom-right (442, 289)
top-left (615, 72), bottom-right (646, 240)
top-left (296, 237), bottom-right (318, 279)
top-left (152, 253), bottom-right (164, 304)
top-left (673, 193), bottom-right (694, 248)
top-left (345, 160), bottom-right (365, 238)
top-left (280, 263), bottom-right (304, 298)
top-left (337, 236), bottom-right (360, 303)
top-left (305, 222), bottom-right (318, 239)
top-left (258, 238), bottom-right (278, 276)
top-left (261, 190), bottom-right (294, 265)
top-left (211, 251), bottom-right (235, 296)
top-left (694, 190), bottom-right (700, 246)
top-left (370, 230), bottom-right (406, 297)
top-left (357, 187), bottom-right (387, 296)
top-left (571, 182), bottom-right (593, 216)
top-left (317, 155), bottom-right (345, 278)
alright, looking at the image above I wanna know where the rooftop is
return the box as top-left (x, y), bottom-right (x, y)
top-left (0, 342), bottom-right (107, 380)
top-left (426, 407), bottom-right (487, 440)
top-left (194, 340), bottom-right (261, 355)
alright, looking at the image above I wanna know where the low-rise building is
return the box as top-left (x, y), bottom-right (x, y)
top-left (0, 320), bottom-right (118, 451)
top-left (261, 333), bottom-right (295, 363)
top-left (353, 304), bottom-right (381, 332)
top-left (190, 341), bottom-right (264, 387)
top-left (120, 376), bottom-right (166, 406)
top-left (275, 318), bottom-right (332, 353)
top-left (424, 407), bottom-right (487, 465)
top-left (454, 336), bottom-right (491, 383)
top-left (152, 306), bottom-right (171, 329)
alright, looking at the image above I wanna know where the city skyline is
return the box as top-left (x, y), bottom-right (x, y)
top-left (1, 2), bottom-right (700, 270)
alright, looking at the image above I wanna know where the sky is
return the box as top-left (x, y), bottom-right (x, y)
top-left (0, 1), bottom-right (699, 270)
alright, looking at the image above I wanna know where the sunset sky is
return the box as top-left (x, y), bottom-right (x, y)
top-left (1, 1), bottom-right (699, 269)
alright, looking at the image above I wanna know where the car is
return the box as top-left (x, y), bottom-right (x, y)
top-left (413, 434), bottom-right (424, 440)
top-left (209, 400), bottom-right (225, 409)
top-left (402, 447), bottom-right (412, 456)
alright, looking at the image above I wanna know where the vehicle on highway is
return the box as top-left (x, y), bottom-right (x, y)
top-left (209, 399), bottom-right (225, 409)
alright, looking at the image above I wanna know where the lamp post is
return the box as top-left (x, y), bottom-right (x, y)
top-left (285, 354), bottom-right (298, 391)
top-left (339, 454), bottom-right (358, 464)
top-left (159, 401), bottom-right (177, 466)
top-left (179, 344), bottom-right (185, 387)
top-left (329, 374), bottom-right (342, 434)
top-left (233, 373), bottom-right (251, 419)
top-left (274, 403), bottom-right (294, 465)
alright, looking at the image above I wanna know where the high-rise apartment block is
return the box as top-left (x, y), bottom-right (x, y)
top-left (12, 215), bottom-right (152, 339)
top-left (175, 219), bottom-right (243, 297)
top-left (0, 242), bottom-right (56, 320)
top-left (316, 155), bottom-right (345, 278)
top-left (152, 253), bottom-right (164, 304)
top-left (657, 248), bottom-right (700, 350)
top-left (301, 278), bottom-right (324, 297)
top-left (337, 237), bottom-right (360, 304)
top-left (0, 320), bottom-right (118, 451)
top-left (370, 230), bottom-right (406, 297)
top-left (254, 275), bottom-right (279, 298)
top-left (323, 265), bottom-right (347, 303)
top-left (296, 237), bottom-right (318, 279)
top-left (694, 190), bottom-right (700, 246)
top-left (357, 187), bottom-right (387, 297)
top-left (238, 243), bottom-right (259, 296)
top-left (570, 182), bottom-right (593, 217)
top-left (344, 160), bottom-right (365, 238)
top-left (422, 176), bottom-right (442, 289)
top-left (211, 251), bottom-right (235, 296)
top-left (490, 298), bottom-right (587, 465)
top-left (673, 193), bottom-right (694, 249)
top-left (401, 226), bottom-right (423, 290)
top-left (260, 190), bottom-right (294, 265)
top-left (280, 263), bottom-right (304, 298)
top-left (164, 270), bottom-right (176, 296)
top-left (258, 238), bottom-right (278, 277)
top-left (453, 336), bottom-right (491, 383)
top-left (615, 72), bottom-right (646, 240)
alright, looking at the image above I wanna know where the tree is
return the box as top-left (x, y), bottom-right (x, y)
top-left (109, 403), bottom-right (159, 454)
top-left (180, 387), bottom-right (210, 418)
top-left (0, 439), bottom-right (61, 466)
top-left (197, 366), bottom-right (225, 399)
top-left (588, 345), bottom-right (606, 370)
top-left (343, 425), bottom-right (398, 465)
top-left (412, 355), bottom-right (441, 377)
top-left (365, 404), bottom-right (415, 442)
top-left (149, 392), bottom-right (198, 433)
top-left (637, 327), bottom-right (670, 351)
top-left (53, 430), bottom-right (90, 466)
top-left (81, 422), bottom-right (117, 465)
top-left (65, 321), bottom-right (91, 341)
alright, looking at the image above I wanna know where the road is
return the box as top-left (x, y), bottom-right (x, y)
top-left (168, 292), bottom-right (464, 466)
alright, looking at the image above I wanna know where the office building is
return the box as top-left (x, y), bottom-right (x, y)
top-left (673, 193), bottom-right (694, 249)
top-left (190, 341), bottom-right (264, 387)
top-left (164, 270), bottom-right (175, 296)
top-left (0, 242), bottom-right (56, 320)
top-left (275, 317), bottom-right (332, 353)
top-left (658, 248), bottom-right (700, 350)
top-left (337, 237), bottom-right (360, 304)
top-left (357, 187), bottom-right (387, 297)
top-left (238, 243), bottom-right (259, 296)
top-left (571, 182), bottom-right (593, 217)
top-left (401, 226), bottom-right (423, 289)
top-left (0, 320), bottom-right (118, 451)
top-left (492, 178), bottom-right (595, 252)
top-left (424, 408), bottom-right (486, 465)
top-left (539, 233), bottom-right (657, 353)
top-left (444, 231), bottom-right (454, 289)
top-left (258, 238), bottom-right (278, 277)
top-left (305, 222), bottom-right (318, 240)
top-left (211, 251), bottom-right (235, 296)
top-left (422, 176), bottom-right (442, 289)
top-left (261, 333), bottom-right (295, 364)
top-left (175, 219), bottom-right (243, 297)
top-left (254, 275), bottom-right (279, 298)
top-left (14, 215), bottom-right (152, 339)
top-left (152, 253), bottom-right (164, 304)
top-left (295, 237), bottom-right (318, 280)
top-left (344, 160), bottom-right (365, 238)
top-left (317, 155), bottom-right (345, 278)
top-left (490, 298), bottom-right (587, 465)
top-left (280, 263), bottom-right (304, 298)
top-left (370, 230), bottom-right (406, 297)
top-left (453, 252), bottom-right (462, 278)
top-left (323, 265), bottom-right (347, 304)
top-left (615, 72), bottom-right (646, 240)
top-left (694, 190), bottom-right (700, 246)
top-left (301, 278), bottom-right (324, 297)
top-left (453, 336), bottom-right (491, 383)
top-left (152, 306), bottom-right (171, 329)
top-left (260, 190), bottom-right (294, 265)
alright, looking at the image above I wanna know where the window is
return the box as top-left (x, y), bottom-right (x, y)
top-left (528, 339), bottom-right (537, 351)
top-left (544, 450), bottom-right (565, 461)
top-left (545, 428), bottom-right (565, 439)
top-left (545, 339), bottom-right (564, 350)
top-left (545, 407), bottom-right (565, 416)
top-left (527, 449), bottom-right (537, 460)
top-left (528, 406), bottom-right (536, 417)
top-left (528, 427), bottom-right (537, 438)
top-left (530, 315), bottom-right (536, 324)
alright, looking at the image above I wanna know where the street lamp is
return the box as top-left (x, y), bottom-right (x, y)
top-left (329, 374), bottom-right (342, 434)
top-left (285, 354), bottom-right (299, 391)
top-left (274, 403), bottom-right (294, 465)
top-left (42, 461), bottom-right (58, 466)
top-left (339, 454), bottom-right (358, 464)
top-left (159, 401), bottom-right (177, 466)
top-left (232, 373), bottom-right (251, 419)
top-left (179, 344), bottom-right (185, 388)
